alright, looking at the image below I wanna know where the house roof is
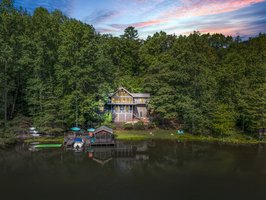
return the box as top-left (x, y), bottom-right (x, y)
top-left (94, 126), bottom-right (113, 134)
top-left (109, 87), bottom-right (150, 98)
top-left (131, 93), bottom-right (150, 98)
top-left (110, 86), bottom-right (134, 97)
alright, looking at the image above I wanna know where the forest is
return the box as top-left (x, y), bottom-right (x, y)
top-left (0, 0), bottom-right (265, 138)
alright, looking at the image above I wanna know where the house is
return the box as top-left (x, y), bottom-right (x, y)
top-left (106, 87), bottom-right (150, 123)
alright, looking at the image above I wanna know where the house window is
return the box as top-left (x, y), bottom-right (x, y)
top-left (126, 106), bottom-right (129, 112)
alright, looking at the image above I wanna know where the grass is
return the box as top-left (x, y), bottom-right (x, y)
top-left (24, 137), bottom-right (64, 143)
top-left (115, 129), bottom-right (266, 145)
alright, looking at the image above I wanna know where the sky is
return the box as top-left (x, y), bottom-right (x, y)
top-left (13, 0), bottom-right (266, 38)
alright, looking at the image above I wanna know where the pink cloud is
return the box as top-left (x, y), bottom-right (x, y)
top-left (110, 19), bottom-right (167, 30)
top-left (166, 0), bottom-right (266, 19)
top-left (132, 19), bottom-right (167, 28)
top-left (198, 24), bottom-right (261, 37)
top-left (114, 0), bottom-right (265, 32)
top-left (106, 0), bottom-right (266, 37)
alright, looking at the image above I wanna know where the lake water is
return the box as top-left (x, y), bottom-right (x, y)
top-left (0, 140), bottom-right (266, 200)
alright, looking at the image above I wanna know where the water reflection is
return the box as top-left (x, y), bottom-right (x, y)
top-left (65, 141), bottom-right (150, 167)
top-left (1, 141), bottom-right (266, 199)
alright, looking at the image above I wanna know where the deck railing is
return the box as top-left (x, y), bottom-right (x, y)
top-left (107, 99), bottom-right (147, 104)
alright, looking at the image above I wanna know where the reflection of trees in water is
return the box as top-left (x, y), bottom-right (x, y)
top-left (1, 142), bottom-right (266, 178)
top-left (136, 141), bottom-right (266, 175)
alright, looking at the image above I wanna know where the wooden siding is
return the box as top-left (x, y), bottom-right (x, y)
top-left (106, 87), bottom-right (150, 123)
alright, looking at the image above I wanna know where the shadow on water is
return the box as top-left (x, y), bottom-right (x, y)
top-left (1, 140), bottom-right (266, 200)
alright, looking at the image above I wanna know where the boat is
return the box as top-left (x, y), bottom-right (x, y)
top-left (35, 144), bottom-right (62, 148)
top-left (73, 138), bottom-right (84, 149)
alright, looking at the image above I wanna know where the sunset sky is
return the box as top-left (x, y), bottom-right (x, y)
top-left (14, 0), bottom-right (266, 38)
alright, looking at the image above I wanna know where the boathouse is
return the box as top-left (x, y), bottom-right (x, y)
top-left (93, 126), bottom-right (115, 145)
top-left (106, 87), bottom-right (150, 123)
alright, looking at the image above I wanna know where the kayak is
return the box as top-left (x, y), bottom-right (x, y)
top-left (35, 144), bottom-right (62, 148)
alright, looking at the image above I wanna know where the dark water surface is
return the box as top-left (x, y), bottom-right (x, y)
top-left (1, 140), bottom-right (266, 200)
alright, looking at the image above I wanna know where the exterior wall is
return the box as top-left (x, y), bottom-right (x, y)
top-left (113, 112), bottom-right (133, 123)
top-left (110, 89), bottom-right (133, 104)
top-left (135, 105), bottom-right (148, 118)
top-left (94, 130), bottom-right (113, 144)
top-left (134, 97), bottom-right (148, 104)
top-left (110, 104), bottom-right (133, 123)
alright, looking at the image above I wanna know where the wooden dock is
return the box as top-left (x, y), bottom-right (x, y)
top-left (64, 135), bottom-right (115, 148)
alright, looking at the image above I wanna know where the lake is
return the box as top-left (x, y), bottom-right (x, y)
top-left (0, 140), bottom-right (266, 200)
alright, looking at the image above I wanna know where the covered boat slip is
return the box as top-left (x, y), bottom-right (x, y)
top-left (93, 126), bottom-right (115, 145)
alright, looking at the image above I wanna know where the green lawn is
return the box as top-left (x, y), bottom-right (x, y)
top-left (115, 129), bottom-right (265, 144)
top-left (24, 137), bottom-right (64, 143)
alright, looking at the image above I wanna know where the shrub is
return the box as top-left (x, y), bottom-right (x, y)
top-left (134, 121), bottom-right (145, 130)
top-left (123, 123), bottom-right (133, 130)
top-left (147, 122), bottom-right (156, 129)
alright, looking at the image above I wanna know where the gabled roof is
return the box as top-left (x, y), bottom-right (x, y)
top-left (94, 126), bottom-right (113, 134)
top-left (109, 87), bottom-right (150, 98)
top-left (109, 86), bottom-right (133, 97)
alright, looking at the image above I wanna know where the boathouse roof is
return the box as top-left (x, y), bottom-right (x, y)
top-left (94, 126), bottom-right (113, 134)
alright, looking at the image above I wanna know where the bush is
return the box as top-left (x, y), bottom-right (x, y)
top-left (147, 122), bottom-right (156, 129)
top-left (123, 123), bottom-right (133, 130)
top-left (134, 121), bottom-right (145, 130)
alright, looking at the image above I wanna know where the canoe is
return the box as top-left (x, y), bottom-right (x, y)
top-left (35, 144), bottom-right (62, 148)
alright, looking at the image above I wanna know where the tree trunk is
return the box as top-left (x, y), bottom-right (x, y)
top-left (10, 82), bottom-right (19, 119)
top-left (4, 61), bottom-right (8, 126)
top-left (75, 95), bottom-right (78, 127)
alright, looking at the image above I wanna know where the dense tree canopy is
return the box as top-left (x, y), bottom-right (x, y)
top-left (0, 1), bottom-right (265, 136)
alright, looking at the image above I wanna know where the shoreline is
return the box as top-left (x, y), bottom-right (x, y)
top-left (18, 129), bottom-right (266, 146)
top-left (0, 137), bottom-right (16, 149)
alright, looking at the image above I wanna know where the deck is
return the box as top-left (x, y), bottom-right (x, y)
top-left (64, 135), bottom-right (115, 148)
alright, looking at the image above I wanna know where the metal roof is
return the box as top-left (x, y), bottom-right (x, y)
top-left (94, 126), bottom-right (113, 134)
top-left (131, 93), bottom-right (150, 98)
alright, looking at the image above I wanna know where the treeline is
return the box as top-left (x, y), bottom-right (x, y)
top-left (0, 1), bottom-right (265, 136)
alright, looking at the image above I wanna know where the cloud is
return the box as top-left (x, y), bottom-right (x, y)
top-left (104, 0), bottom-right (266, 36)
top-left (84, 10), bottom-right (119, 24)
top-left (165, 0), bottom-right (266, 19)
top-left (14, 0), bottom-right (266, 38)
top-left (109, 18), bottom-right (167, 30)
top-left (96, 27), bottom-right (117, 33)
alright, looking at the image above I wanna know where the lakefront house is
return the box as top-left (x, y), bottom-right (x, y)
top-left (106, 87), bottom-right (150, 123)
